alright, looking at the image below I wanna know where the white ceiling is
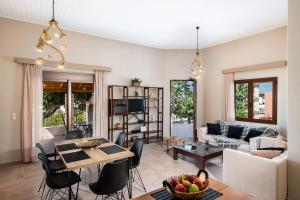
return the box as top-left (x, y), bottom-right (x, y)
top-left (0, 0), bottom-right (287, 49)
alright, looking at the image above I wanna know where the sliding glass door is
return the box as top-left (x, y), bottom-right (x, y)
top-left (42, 72), bottom-right (94, 134)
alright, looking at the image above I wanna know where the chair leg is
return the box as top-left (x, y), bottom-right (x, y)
top-left (135, 168), bottom-right (147, 192)
top-left (38, 174), bottom-right (46, 192)
top-left (49, 189), bottom-right (54, 200)
top-left (41, 178), bottom-right (47, 198)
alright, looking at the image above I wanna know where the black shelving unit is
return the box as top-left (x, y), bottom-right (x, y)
top-left (108, 85), bottom-right (164, 147)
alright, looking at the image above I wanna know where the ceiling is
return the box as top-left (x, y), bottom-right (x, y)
top-left (0, 0), bottom-right (287, 49)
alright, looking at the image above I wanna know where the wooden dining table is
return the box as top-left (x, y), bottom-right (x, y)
top-left (54, 137), bottom-right (134, 198)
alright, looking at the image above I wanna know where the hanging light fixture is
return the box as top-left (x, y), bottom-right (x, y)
top-left (36, 0), bottom-right (67, 69)
top-left (190, 26), bottom-right (204, 80)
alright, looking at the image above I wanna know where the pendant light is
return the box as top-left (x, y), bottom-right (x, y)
top-left (190, 26), bottom-right (204, 80)
top-left (36, 0), bottom-right (67, 69)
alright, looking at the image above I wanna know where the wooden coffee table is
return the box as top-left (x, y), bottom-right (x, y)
top-left (173, 143), bottom-right (224, 169)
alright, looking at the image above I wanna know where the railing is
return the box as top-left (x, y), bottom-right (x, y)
top-left (43, 112), bottom-right (65, 127)
top-left (43, 112), bottom-right (88, 127)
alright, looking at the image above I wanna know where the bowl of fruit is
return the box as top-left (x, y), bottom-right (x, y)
top-left (162, 169), bottom-right (209, 199)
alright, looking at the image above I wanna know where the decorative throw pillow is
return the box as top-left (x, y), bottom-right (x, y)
top-left (244, 129), bottom-right (263, 143)
top-left (263, 128), bottom-right (279, 138)
top-left (207, 123), bottom-right (221, 135)
top-left (257, 147), bottom-right (285, 153)
top-left (274, 135), bottom-right (287, 150)
top-left (250, 150), bottom-right (281, 159)
top-left (226, 126), bottom-right (244, 139)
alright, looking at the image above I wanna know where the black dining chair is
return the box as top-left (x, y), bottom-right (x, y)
top-left (38, 153), bottom-right (81, 200)
top-left (36, 143), bottom-right (66, 196)
top-left (129, 138), bottom-right (146, 192)
top-left (66, 130), bottom-right (83, 140)
top-left (115, 132), bottom-right (126, 147)
top-left (89, 159), bottom-right (129, 200)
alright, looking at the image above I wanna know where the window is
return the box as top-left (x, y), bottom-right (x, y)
top-left (234, 77), bottom-right (277, 124)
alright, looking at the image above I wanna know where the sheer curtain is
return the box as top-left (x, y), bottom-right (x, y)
top-left (93, 70), bottom-right (108, 138)
top-left (223, 73), bottom-right (235, 122)
top-left (21, 64), bottom-right (43, 163)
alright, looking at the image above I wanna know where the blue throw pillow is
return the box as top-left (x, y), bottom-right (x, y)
top-left (244, 129), bottom-right (263, 142)
top-left (207, 123), bottom-right (221, 135)
top-left (226, 126), bottom-right (243, 139)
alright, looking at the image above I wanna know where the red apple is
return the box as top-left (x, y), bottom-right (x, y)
top-left (185, 175), bottom-right (196, 183)
top-left (170, 178), bottom-right (179, 188)
top-left (175, 183), bottom-right (187, 193)
top-left (193, 178), bottom-right (205, 190)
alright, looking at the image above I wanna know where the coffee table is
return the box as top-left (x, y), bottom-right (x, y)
top-left (173, 143), bottom-right (224, 169)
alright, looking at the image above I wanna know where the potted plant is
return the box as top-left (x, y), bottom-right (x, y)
top-left (131, 78), bottom-right (142, 87)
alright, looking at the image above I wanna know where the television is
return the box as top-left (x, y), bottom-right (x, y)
top-left (128, 99), bottom-right (145, 113)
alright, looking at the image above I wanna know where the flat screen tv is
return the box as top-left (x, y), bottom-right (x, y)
top-left (128, 99), bottom-right (145, 113)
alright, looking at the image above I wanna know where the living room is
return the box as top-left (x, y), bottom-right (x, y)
top-left (0, 0), bottom-right (299, 200)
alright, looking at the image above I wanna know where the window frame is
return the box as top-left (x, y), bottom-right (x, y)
top-left (234, 77), bottom-right (278, 125)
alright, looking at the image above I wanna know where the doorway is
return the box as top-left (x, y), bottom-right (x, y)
top-left (170, 80), bottom-right (197, 140)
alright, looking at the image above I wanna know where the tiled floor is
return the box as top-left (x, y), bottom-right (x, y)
top-left (0, 143), bottom-right (222, 200)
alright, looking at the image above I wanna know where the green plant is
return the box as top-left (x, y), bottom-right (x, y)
top-left (170, 81), bottom-right (194, 124)
top-left (131, 78), bottom-right (142, 84)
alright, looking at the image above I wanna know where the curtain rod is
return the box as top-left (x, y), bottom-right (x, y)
top-left (222, 60), bottom-right (287, 74)
top-left (15, 57), bottom-right (111, 72)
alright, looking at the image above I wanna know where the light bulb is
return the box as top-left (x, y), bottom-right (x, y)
top-left (36, 58), bottom-right (43, 65)
top-left (53, 32), bottom-right (61, 39)
top-left (46, 39), bottom-right (53, 44)
top-left (58, 61), bottom-right (65, 69)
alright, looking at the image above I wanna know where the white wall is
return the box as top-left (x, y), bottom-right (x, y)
top-left (0, 17), bottom-right (164, 164)
top-left (0, 17), bottom-right (288, 164)
top-left (201, 27), bottom-right (287, 136)
top-left (287, 0), bottom-right (300, 198)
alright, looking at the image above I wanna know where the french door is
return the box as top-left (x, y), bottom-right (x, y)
top-left (170, 79), bottom-right (197, 141)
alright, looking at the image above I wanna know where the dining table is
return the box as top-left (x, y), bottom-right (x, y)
top-left (54, 137), bottom-right (135, 199)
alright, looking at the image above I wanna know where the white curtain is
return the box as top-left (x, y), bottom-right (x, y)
top-left (93, 70), bottom-right (108, 138)
top-left (223, 73), bottom-right (235, 122)
top-left (21, 64), bottom-right (43, 163)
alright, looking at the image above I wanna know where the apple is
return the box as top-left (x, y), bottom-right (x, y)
top-left (182, 180), bottom-right (191, 188)
top-left (185, 175), bottom-right (196, 183)
top-left (175, 183), bottom-right (187, 193)
top-left (193, 178), bottom-right (205, 190)
top-left (170, 178), bottom-right (179, 188)
top-left (188, 184), bottom-right (200, 193)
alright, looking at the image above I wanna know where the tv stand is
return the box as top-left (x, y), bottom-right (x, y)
top-left (108, 85), bottom-right (164, 147)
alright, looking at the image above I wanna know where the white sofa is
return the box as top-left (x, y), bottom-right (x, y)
top-left (223, 137), bottom-right (287, 200)
top-left (197, 126), bottom-right (250, 151)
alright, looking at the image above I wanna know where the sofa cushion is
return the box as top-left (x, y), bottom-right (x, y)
top-left (263, 127), bottom-right (279, 138)
top-left (274, 135), bottom-right (287, 150)
top-left (207, 123), bottom-right (221, 135)
top-left (244, 129), bottom-right (263, 143)
top-left (227, 126), bottom-right (243, 139)
top-left (250, 149), bottom-right (281, 159)
top-left (217, 120), bottom-right (233, 135)
top-left (212, 135), bottom-right (248, 150)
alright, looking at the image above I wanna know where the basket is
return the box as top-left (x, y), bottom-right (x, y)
top-left (162, 169), bottom-right (209, 200)
top-left (75, 139), bottom-right (102, 149)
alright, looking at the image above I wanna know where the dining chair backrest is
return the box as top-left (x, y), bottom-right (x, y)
top-left (130, 138), bottom-right (144, 168)
top-left (66, 130), bottom-right (83, 140)
top-left (95, 159), bottom-right (129, 193)
top-left (36, 143), bottom-right (48, 159)
top-left (115, 132), bottom-right (126, 147)
top-left (38, 153), bottom-right (53, 176)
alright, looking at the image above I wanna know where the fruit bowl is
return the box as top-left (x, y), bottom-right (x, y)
top-left (162, 169), bottom-right (209, 200)
top-left (75, 139), bottom-right (102, 149)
